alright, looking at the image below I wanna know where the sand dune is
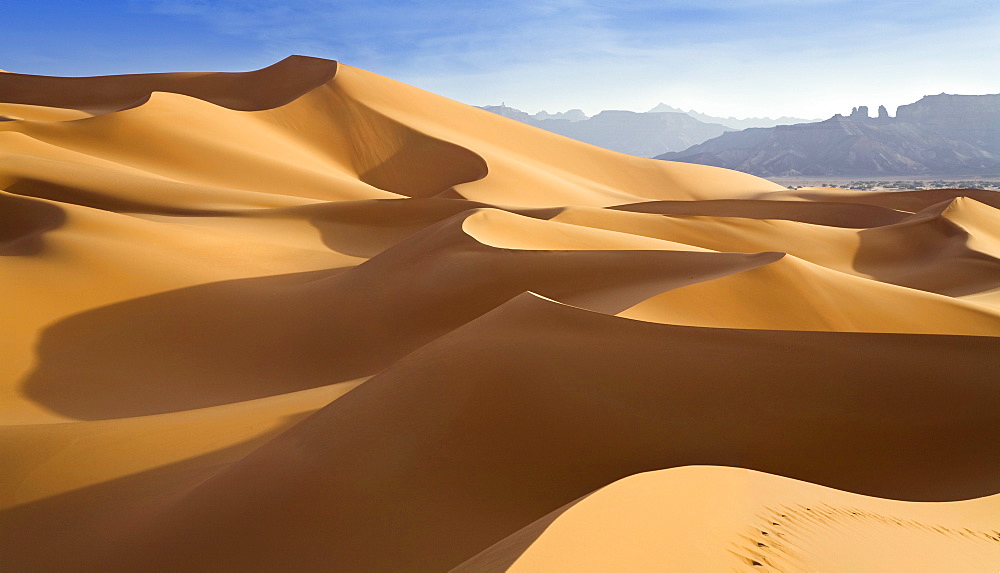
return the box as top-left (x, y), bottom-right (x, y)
top-left (457, 466), bottom-right (1000, 572)
top-left (0, 55), bottom-right (339, 113)
top-left (618, 253), bottom-right (1000, 334)
top-left (1, 56), bottom-right (998, 571)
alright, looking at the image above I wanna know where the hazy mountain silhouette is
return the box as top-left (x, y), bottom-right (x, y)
top-left (647, 103), bottom-right (817, 130)
top-left (481, 105), bottom-right (732, 157)
top-left (657, 95), bottom-right (1000, 176)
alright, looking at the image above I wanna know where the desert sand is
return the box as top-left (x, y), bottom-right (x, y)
top-left (0, 56), bottom-right (998, 571)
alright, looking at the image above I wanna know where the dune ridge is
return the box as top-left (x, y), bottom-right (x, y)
top-left (1, 57), bottom-right (998, 571)
top-left (456, 466), bottom-right (1000, 572)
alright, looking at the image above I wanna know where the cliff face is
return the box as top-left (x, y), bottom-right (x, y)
top-left (658, 94), bottom-right (1000, 177)
top-left (896, 94), bottom-right (1000, 154)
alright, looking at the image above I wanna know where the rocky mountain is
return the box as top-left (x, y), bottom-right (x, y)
top-left (657, 95), bottom-right (1000, 177)
top-left (647, 103), bottom-right (817, 130)
top-left (896, 94), bottom-right (1000, 154)
top-left (480, 105), bottom-right (731, 157)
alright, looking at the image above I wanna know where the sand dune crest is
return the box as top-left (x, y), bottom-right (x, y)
top-left (457, 466), bottom-right (1000, 572)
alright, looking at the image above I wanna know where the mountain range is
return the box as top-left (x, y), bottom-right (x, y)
top-left (658, 95), bottom-right (1000, 177)
top-left (647, 103), bottom-right (818, 130)
top-left (480, 105), bottom-right (734, 157)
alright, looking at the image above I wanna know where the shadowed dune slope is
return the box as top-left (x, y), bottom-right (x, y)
top-left (1, 57), bottom-right (998, 572)
top-left (23, 210), bottom-right (778, 419)
top-left (108, 293), bottom-right (1000, 571)
top-left (611, 198), bottom-right (910, 228)
top-left (0, 192), bottom-right (66, 255)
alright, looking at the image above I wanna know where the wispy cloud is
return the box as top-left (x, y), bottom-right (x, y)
top-left (88, 1), bottom-right (1000, 116)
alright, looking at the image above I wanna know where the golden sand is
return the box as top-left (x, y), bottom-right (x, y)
top-left (1, 56), bottom-right (998, 571)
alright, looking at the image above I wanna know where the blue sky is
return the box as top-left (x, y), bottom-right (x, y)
top-left (5, 1), bottom-right (1000, 119)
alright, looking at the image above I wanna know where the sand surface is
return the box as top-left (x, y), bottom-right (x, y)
top-left (1, 56), bottom-right (998, 571)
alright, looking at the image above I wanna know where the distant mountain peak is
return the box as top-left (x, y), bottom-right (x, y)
top-left (648, 102), bottom-right (685, 114)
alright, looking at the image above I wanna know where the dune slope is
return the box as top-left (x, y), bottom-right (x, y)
top-left (1, 57), bottom-right (998, 572)
top-left (457, 466), bottom-right (1000, 572)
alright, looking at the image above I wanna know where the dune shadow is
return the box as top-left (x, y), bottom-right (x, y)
top-left (852, 197), bottom-right (1000, 297)
top-left (286, 198), bottom-right (559, 258)
top-left (117, 292), bottom-right (1000, 571)
top-left (0, 415), bottom-right (308, 572)
top-left (0, 192), bottom-right (66, 255)
top-left (21, 268), bottom-right (361, 419)
top-left (5, 179), bottom-right (232, 217)
top-left (796, 188), bottom-right (1000, 212)
top-left (22, 216), bottom-right (775, 420)
top-left (611, 199), bottom-right (910, 228)
top-left (358, 137), bottom-right (489, 199)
